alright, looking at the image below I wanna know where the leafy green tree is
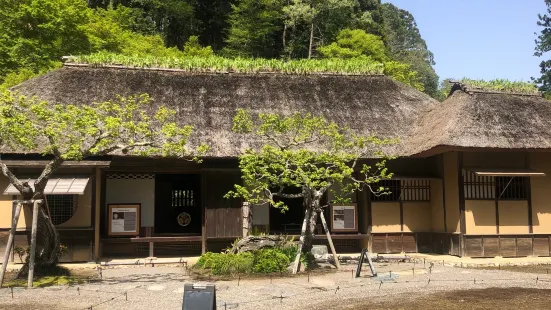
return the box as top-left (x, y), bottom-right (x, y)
top-left (282, 0), bottom-right (357, 59)
top-left (224, 0), bottom-right (285, 58)
top-left (182, 36), bottom-right (214, 57)
top-left (0, 92), bottom-right (206, 278)
top-left (226, 110), bottom-right (393, 272)
top-left (318, 29), bottom-right (388, 61)
top-left (353, 0), bottom-right (384, 36)
top-left (129, 0), bottom-right (197, 49)
top-left (0, 0), bottom-right (91, 78)
top-left (380, 3), bottom-right (439, 98)
top-left (535, 0), bottom-right (551, 97)
top-left (192, 0), bottom-right (235, 51)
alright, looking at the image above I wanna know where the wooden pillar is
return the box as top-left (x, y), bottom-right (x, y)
top-left (526, 153), bottom-right (534, 234)
top-left (457, 152), bottom-right (467, 257)
top-left (441, 154), bottom-right (448, 233)
top-left (93, 168), bottom-right (101, 261)
top-left (201, 171), bottom-right (207, 254)
top-left (0, 203), bottom-right (22, 287)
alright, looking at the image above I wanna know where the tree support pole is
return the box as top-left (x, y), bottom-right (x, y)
top-left (0, 203), bottom-right (22, 287)
top-left (319, 211), bottom-right (340, 270)
top-left (292, 208), bottom-right (311, 274)
top-left (28, 200), bottom-right (40, 288)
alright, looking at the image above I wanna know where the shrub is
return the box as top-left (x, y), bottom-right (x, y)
top-left (195, 252), bottom-right (254, 275)
top-left (252, 249), bottom-right (290, 273)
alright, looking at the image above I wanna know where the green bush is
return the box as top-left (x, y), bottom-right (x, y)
top-left (252, 249), bottom-right (290, 273)
top-left (196, 245), bottom-right (297, 275)
top-left (195, 252), bottom-right (254, 275)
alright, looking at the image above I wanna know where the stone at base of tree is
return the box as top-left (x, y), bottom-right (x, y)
top-left (311, 245), bottom-right (330, 263)
top-left (229, 235), bottom-right (287, 254)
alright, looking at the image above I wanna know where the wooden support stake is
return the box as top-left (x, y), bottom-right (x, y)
top-left (292, 208), bottom-right (311, 274)
top-left (319, 211), bottom-right (340, 270)
top-left (28, 200), bottom-right (40, 288)
top-left (0, 203), bottom-right (22, 287)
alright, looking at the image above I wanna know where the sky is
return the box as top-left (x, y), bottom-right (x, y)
top-left (384, 0), bottom-right (548, 82)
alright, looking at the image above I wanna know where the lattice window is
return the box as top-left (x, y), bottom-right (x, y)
top-left (107, 173), bottom-right (154, 180)
top-left (172, 189), bottom-right (195, 207)
top-left (463, 171), bottom-right (527, 200)
top-left (46, 195), bottom-right (76, 225)
top-left (496, 176), bottom-right (528, 200)
top-left (371, 180), bottom-right (430, 202)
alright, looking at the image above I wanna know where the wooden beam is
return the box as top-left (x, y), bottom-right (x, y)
top-left (1, 160), bottom-right (110, 168)
top-left (0, 203), bottom-right (22, 287)
top-left (201, 172), bottom-right (207, 254)
top-left (441, 154), bottom-right (448, 233)
top-left (399, 201), bottom-right (404, 232)
top-left (526, 153), bottom-right (534, 234)
top-left (130, 236), bottom-right (203, 242)
top-left (457, 152), bottom-right (467, 257)
top-left (93, 168), bottom-right (101, 261)
top-left (495, 200), bottom-right (500, 234)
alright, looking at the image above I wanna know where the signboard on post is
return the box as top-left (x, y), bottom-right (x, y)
top-left (330, 204), bottom-right (358, 232)
top-left (182, 283), bottom-right (216, 310)
top-left (108, 204), bottom-right (140, 236)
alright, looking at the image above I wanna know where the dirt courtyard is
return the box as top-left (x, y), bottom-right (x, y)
top-left (2, 262), bottom-right (551, 309)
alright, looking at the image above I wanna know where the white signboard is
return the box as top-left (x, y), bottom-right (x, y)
top-left (331, 204), bottom-right (357, 232)
top-left (108, 204), bottom-right (140, 236)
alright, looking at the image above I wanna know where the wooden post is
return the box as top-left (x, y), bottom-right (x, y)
top-left (242, 202), bottom-right (251, 237)
top-left (319, 211), bottom-right (340, 270)
top-left (292, 208), bottom-right (311, 274)
top-left (28, 200), bottom-right (40, 288)
top-left (0, 203), bottom-right (22, 287)
top-left (93, 168), bottom-right (101, 261)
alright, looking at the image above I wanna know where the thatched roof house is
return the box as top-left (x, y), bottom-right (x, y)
top-left (10, 64), bottom-right (439, 157)
top-left (406, 84), bottom-right (551, 156)
top-left (5, 66), bottom-right (551, 262)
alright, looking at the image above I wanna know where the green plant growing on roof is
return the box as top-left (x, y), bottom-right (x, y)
top-left (225, 109), bottom-right (395, 274)
top-left (458, 78), bottom-right (539, 95)
top-left (0, 92), bottom-right (208, 284)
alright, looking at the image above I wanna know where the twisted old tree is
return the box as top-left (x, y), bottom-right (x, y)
top-left (226, 109), bottom-right (394, 273)
top-left (0, 92), bottom-right (206, 285)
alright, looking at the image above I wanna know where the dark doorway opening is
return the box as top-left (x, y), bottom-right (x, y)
top-left (155, 174), bottom-right (201, 235)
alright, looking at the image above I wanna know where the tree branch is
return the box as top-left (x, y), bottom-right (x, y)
top-left (0, 161), bottom-right (25, 193)
top-left (34, 157), bottom-right (64, 197)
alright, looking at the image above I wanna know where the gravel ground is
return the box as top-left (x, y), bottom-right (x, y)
top-left (1, 262), bottom-right (551, 310)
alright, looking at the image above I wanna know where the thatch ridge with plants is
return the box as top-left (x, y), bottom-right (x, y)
top-left (66, 52), bottom-right (424, 90)
top-left (453, 79), bottom-right (540, 96)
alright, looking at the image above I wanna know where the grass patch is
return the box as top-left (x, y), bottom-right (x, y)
top-left (3, 267), bottom-right (97, 288)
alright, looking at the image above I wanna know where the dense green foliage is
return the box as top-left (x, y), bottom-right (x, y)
top-left (226, 110), bottom-right (393, 256)
top-left (459, 79), bottom-right (539, 94)
top-left (380, 3), bottom-right (439, 98)
top-left (535, 0), bottom-right (551, 97)
top-left (318, 29), bottom-right (388, 61)
top-left (0, 91), bottom-right (205, 272)
top-left (0, 0), bottom-right (438, 97)
top-left (195, 246), bottom-right (296, 275)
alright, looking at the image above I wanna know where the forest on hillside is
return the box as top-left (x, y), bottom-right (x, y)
top-left (0, 0), bottom-right (439, 98)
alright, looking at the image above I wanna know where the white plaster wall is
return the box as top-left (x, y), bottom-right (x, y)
top-left (106, 178), bottom-right (155, 227)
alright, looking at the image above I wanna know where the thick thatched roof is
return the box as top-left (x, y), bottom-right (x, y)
top-left (406, 87), bottom-right (551, 156)
top-left (8, 67), bottom-right (551, 159)
top-left (8, 65), bottom-right (438, 157)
